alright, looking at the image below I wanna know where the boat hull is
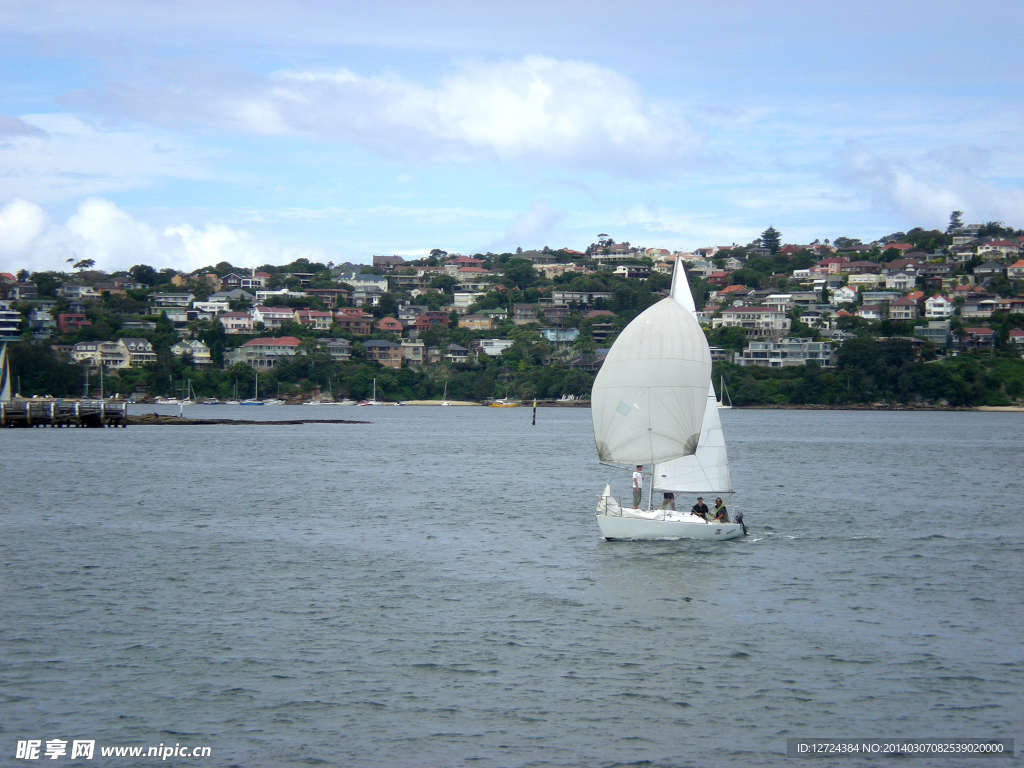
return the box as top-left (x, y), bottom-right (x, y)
top-left (596, 513), bottom-right (744, 541)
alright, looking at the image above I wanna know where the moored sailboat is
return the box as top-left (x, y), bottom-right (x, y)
top-left (717, 376), bottom-right (733, 409)
top-left (592, 258), bottom-right (745, 541)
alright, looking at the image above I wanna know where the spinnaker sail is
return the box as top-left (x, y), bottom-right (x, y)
top-left (591, 258), bottom-right (712, 466)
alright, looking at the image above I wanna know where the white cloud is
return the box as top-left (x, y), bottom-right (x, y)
top-left (833, 140), bottom-right (1024, 227)
top-left (0, 199), bottom-right (49, 256)
top-left (0, 114), bottom-right (213, 203)
top-left (89, 56), bottom-right (700, 174)
top-left (0, 197), bottom-right (326, 274)
top-left (494, 200), bottom-right (564, 251)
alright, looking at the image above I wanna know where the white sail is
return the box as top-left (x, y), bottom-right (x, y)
top-left (653, 382), bottom-right (732, 493)
top-left (591, 258), bottom-right (712, 465)
top-left (0, 344), bottom-right (10, 403)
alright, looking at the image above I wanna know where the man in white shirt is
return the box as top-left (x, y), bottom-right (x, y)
top-left (632, 465), bottom-right (643, 509)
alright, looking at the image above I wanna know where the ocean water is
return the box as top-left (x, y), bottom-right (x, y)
top-left (1, 407), bottom-right (1021, 767)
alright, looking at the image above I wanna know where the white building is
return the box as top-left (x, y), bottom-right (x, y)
top-left (847, 273), bottom-right (882, 289)
top-left (192, 300), bottom-right (230, 315)
top-left (711, 307), bottom-right (791, 339)
top-left (735, 338), bottom-right (835, 368)
top-left (885, 272), bottom-right (915, 291)
top-left (924, 295), bottom-right (955, 318)
top-left (830, 285), bottom-right (858, 305)
top-left (477, 338), bottom-right (514, 356)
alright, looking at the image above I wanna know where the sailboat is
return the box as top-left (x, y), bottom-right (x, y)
top-left (0, 344), bottom-right (12, 404)
top-left (181, 379), bottom-right (196, 405)
top-left (717, 376), bottom-right (733, 409)
top-left (357, 378), bottom-right (384, 406)
top-left (490, 366), bottom-right (519, 407)
top-left (263, 381), bottom-right (285, 406)
top-left (592, 258), bottom-right (745, 541)
top-left (241, 372), bottom-right (264, 405)
top-left (441, 381), bottom-right (450, 406)
top-left (226, 380), bottom-right (241, 405)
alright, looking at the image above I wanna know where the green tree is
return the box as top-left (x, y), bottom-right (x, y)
top-left (946, 210), bottom-right (963, 233)
top-left (129, 264), bottom-right (160, 286)
top-left (760, 226), bottom-right (782, 255)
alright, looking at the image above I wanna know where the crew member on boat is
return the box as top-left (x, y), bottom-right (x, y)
top-left (690, 496), bottom-right (709, 520)
top-left (632, 466), bottom-right (643, 509)
top-left (712, 497), bottom-right (729, 523)
top-left (661, 491), bottom-right (675, 511)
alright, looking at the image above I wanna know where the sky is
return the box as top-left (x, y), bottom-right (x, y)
top-left (1, 0), bottom-right (1022, 273)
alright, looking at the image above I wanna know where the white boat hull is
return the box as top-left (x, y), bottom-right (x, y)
top-left (596, 513), bottom-right (744, 541)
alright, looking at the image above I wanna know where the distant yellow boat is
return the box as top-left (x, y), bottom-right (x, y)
top-left (489, 399), bottom-right (519, 408)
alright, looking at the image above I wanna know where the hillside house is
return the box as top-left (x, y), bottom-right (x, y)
top-left (888, 297), bottom-right (919, 321)
top-left (924, 295), bottom-right (955, 318)
top-left (363, 339), bottom-right (402, 369)
top-left (711, 307), bottom-right (791, 339)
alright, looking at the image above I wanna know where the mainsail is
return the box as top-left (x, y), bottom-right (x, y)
top-left (591, 258), bottom-right (712, 466)
top-left (653, 383), bottom-right (732, 493)
top-left (0, 344), bottom-right (11, 403)
top-left (652, 263), bottom-right (732, 493)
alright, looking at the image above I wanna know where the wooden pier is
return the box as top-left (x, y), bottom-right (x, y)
top-left (0, 399), bottom-right (129, 428)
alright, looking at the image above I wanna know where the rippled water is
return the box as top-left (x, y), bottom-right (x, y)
top-left (2, 407), bottom-right (1022, 767)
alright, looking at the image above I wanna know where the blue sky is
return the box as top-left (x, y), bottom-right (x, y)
top-left (1, 0), bottom-right (1022, 273)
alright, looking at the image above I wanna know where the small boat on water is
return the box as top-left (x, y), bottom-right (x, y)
top-left (441, 382), bottom-right (450, 406)
top-left (241, 372), bottom-right (264, 405)
top-left (357, 378), bottom-right (385, 406)
top-left (591, 258), bottom-right (746, 541)
top-left (717, 376), bottom-right (733, 409)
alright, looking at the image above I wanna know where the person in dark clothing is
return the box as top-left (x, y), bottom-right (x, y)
top-left (690, 496), bottom-right (709, 520)
top-left (712, 497), bottom-right (730, 523)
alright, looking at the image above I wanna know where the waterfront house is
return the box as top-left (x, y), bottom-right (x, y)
top-left (414, 311), bottom-right (450, 331)
top-left (1009, 329), bottom-right (1024, 349)
top-left (445, 343), bottom-right (470, 364)
top-left (170, 339), bottom-right (212, 367)
top-left (857, 304), bottom-right (884, 320)
top-left (323, 338), bottom-right (352, 362)
top-left (400, 340), bottom-right (425, 367)
top-left (363, 339), bottom-right (402, 369)
top-left (735, 338), bottom-right (835, 368)
top-left (1006, 260), bottom-right (1024, 280)
top-left (228, 336), bottom-right (302, 368)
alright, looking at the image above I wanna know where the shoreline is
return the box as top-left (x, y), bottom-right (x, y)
top-left (128, 414), bottom-right (370, 426)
